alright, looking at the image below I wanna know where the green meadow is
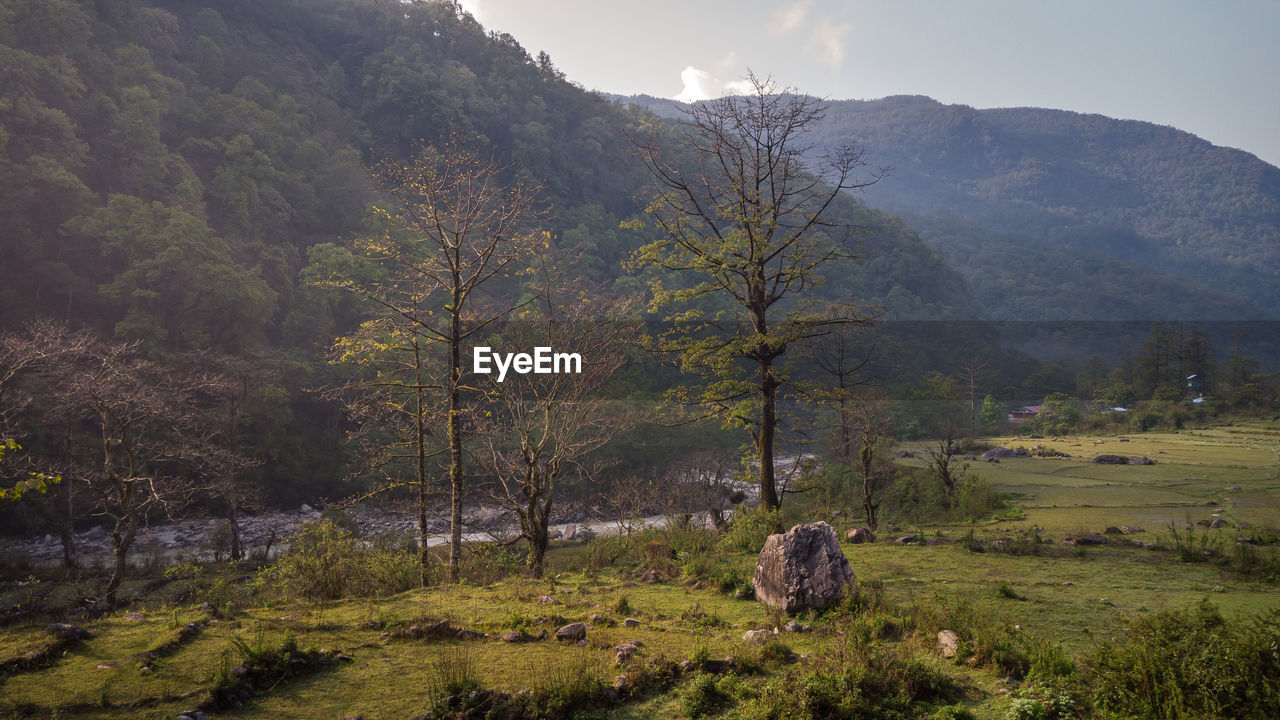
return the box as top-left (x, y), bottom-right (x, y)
top-left (2, 422), bottom-right (1278, 719)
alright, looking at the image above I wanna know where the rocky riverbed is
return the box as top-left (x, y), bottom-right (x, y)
top-left (0, 502), bottom-right (720, 569)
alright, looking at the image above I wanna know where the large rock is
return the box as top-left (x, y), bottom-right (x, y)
top-left (981, 448), bottom-right (1016, 460)
top-left (752, 522), bottom-right (853, 612)
top-left (844, 527), bottom-right (875, 544)
top-left (554, 623), bottom-right (586, 642)
top-left (1092, 454), bottom-right (1128, 464)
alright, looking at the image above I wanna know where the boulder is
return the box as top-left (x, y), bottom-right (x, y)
top-left (45, 623), bottom-right (91, 641)
top-left (893, 450), bottom-right (914, 459)
top-left (844, 527), bottom-right (875, 544)
top-left (1128, 456), bottom-right (1156, 465)
top-left (1210, 518), bottom-right (1229, 529)
top-left (895, 534), bottom-right (919, 544)
top-left (752, 522), bottom-right (853, 612)
top-left (615, 643), bottom-right (640, 664)
top-left (1121, 525), bottom-right (1145, 534)
top-left (981, 448), bottom-right (1016, 460)
top-left (1092, 454), bottom-right (1128, 464)
top-left (554, 623), bottom-right (586, 642)
top-left (742, 629), bottom-right (773, 644)
top-left (1104, 526), bottom-right (1123, 535)
top-left (623, 618), bottom-right (640, 627)
top-left (938, 630), bottom-right (960, 658)
top-left (1074, 533), bottom-right (1107, 546)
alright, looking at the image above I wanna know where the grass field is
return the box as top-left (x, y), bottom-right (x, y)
top-left (1, 421), bottom-right (1278, 719)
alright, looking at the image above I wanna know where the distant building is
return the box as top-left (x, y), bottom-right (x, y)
top-left (1008, 405), bottom-right (1041, 423)
top-left (1187, 373), bottom-right (1204, 397)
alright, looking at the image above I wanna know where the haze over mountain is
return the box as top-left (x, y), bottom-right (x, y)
top-left (620, 93), bottom-right (1280, 321)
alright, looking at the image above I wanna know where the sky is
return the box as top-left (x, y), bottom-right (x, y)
top-left (456, 0), bottom-right (1280, 167)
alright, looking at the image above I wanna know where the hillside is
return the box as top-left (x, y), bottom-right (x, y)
top-left (618, 93), bottom-right (1280, 320)
top-left (0, 0), bottom-right (988, 513)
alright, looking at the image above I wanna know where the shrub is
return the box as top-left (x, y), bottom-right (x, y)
top-left (1087, 600), bottom-right (1280, 719)
top-left (682, 673), bottom-right (730, 719)
top-left (266, 520), bottom-right (420, 601)
top-left (719, 505), bottom-right (782, 554)
top-left (955, 475), bottom-right (1007, 520)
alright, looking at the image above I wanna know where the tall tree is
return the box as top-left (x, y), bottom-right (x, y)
top-left (631, 73), bottom-right (881, 511)
top-left (312, 132), bottom-right (548, 580)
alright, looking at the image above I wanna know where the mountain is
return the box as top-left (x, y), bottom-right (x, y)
top-left (0, 0), bottom-right (989, 505)
top-left (617, 94), bottom-right (1280, 320)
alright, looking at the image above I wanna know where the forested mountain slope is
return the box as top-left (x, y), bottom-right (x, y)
top-left (0, 0), bottom-right (982, 506)
top-left (620, 93), bottom-right (1280, 320)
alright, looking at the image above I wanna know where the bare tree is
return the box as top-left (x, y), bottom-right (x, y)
top-left (183, 351), bottom-right (276, 561)
top-left (958, 359), bottom-right (988, 433)
top-left (41, 333), bottom-right (226, 607)
top-left (848, 393), bottom-right (895, 531)
top-left (631, 72), bottom-right (882, 512)
top-left (478, 269), bottom-right (637, 578)
top-left (312, 132), bottom-right (549, 581)
top-left (0, 320), bottom-right (96, 567)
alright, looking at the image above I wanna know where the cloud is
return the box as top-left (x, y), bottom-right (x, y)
top-left (810, 22), bottom-right (851, 67)
top-left (675, 65), bottom-right (754, 102)
top-left (770, 0), bottom-right (813, 35)
top-left (675, 67), bottom-right (717, 102)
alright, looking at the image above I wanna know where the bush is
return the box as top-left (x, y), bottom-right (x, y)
top-left (682, 673), bottom-right (730, 719)
top-left (1087, 600), bottom-right (1280, 719)
top-left (719, 505), bottom-right (781, 554)
top-left (266, 520), bottom-right (420, 601)
top-left (955, 475), bottom-right (1007, 520)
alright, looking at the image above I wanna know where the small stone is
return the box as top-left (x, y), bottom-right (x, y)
top-left (623, 618), bottom-right (640, 627)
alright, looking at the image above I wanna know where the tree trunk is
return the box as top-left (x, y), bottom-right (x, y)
top-left (758, 357), bottom-right (780, 512)
top-left (415, 341), bottom-right (431, 582)
top-left (105, 512), bottom-right (138, 609)
top-left (448, 307), bottom-right (463, 582)
top-left (60, 479), bottom-right (78, 568)
top-left (228, 493), bottom-right (242, 561)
